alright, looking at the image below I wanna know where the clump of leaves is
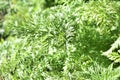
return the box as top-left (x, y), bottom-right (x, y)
top-left (83, 63), bottom-right (120, 80)
top-left (1, 0), bottom-right (120, 80)
top-left (0, 0), bottom-right (9, 38)
top-left (102, 37), bottom-right (120, 63)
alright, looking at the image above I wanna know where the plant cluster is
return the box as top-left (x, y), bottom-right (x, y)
top-left (0, 0), bottom-right (120, 80)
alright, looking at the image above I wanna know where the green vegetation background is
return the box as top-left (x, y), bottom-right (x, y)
top-left (0, 0), bottom-right (120, 80)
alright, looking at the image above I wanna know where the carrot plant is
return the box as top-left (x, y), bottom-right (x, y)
top-left (0, 0), bottom-right (120, 80)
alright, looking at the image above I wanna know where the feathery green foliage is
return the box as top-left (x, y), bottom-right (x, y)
top-left (103, 37), bottom-right (120, 63)
top-left (0, 0), bottom-right (120, 79)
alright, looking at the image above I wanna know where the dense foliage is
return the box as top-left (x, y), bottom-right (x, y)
top-left (0, 0), bottom-right (120, 80)
top-left (103, 37), bottom-right (120, 63)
